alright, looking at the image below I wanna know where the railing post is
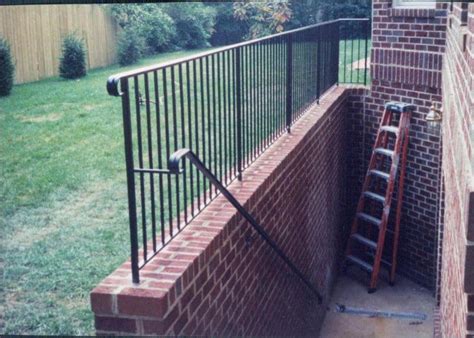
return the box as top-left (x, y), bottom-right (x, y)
top-left (335, 21), bottom-right (340, 86)
top-left (286, 34), bottom-right (293, 132)
top-left (364, 19), bottom-right (370, 86)
top-left (120, 78), bottom-right (140, 284)
top-left (316, 26), bottom-right (321, 104)
top-left (235, 47), bottom-right (243, 181)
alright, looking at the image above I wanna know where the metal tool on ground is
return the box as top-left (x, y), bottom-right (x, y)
top-left (335, 304), bottom-right (427, 321)
top-left (344, 101), bottom-right (414, 292)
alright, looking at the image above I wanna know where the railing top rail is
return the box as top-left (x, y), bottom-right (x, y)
top-left (106, 18), bottom-right (369, 96)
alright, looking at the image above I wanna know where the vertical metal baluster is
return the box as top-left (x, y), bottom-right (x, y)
top-left (350, 24), bottom-right (354, 84)
top-left (200, 58), bottom-right (207, 205)
top-left (226, 50), bottom-right (232, 181)
top-left (252, 43), bottom-right (257, 160)
top-left (134, 76), bottom-right (147, 262)
top-left (286, 34), bottom-right (293, 129)
top-left (206, 56), bottom-right (212, 199)
top-left (144, 73), bottom-right (157, 253)
top-left (162, 69), bottom-right (173, 237)
top-left (259, 42), bottom-right (263, 150)
top-left (335, 22), bottom-right (340, 86)
top-left (171, 67), bottom-right (180, 230)
top-left (316, 27), bottom-right (321, 103)
top-left (120, 78), bottom-right (139, 283)
top-left (222, 52), bottom-right (228, 185)
top-left (211, 54), bottom-right (217, 193)
top-left (236, 48), bottom-right (242, 181)
top-left (244, 45), bottom-right (249, 166)
top-left (178, 64), bottom-right (188, 225)
top-left (343, 22), bottom-right (347, 83)
top-left (153, 71), bottom-right (165, 247)
top-left (272, 38), bottom-right (277, 140)
top-left (186, 62), bottom-right (194, 218)
top-left (217, 53), bottom-right (223, 185)
top-left (228, 50), bottom-right (234, 180)
top-left (364, 19), bottom-right (370, 85)
top-left (193, 60), bottom-right (201, 210)
top-left (357, 25), bottom-right (361, 84)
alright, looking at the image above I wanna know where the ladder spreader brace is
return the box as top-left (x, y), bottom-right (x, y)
top-left (169, 148), bottom-right (323, 304)
top-left (345, 101), bottom-right (414, 293)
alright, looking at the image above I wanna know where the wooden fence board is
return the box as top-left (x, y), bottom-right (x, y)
top-left (0, 4), bottom-right (118, 84)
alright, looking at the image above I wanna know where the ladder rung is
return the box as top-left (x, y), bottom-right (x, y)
top-left (369, 169), bottom-right (390, 181)
top-left (366, 252), bottom-right (393, 268)
top-left (374, 148), bottom-right (394, 157)
top-left (351, 233), bottom-right (378, 249)
top-left (346, 255), bottom-right (374, 273)
top-left (381, 126), bottom-right (399, 134)
top-left (363, 191), bottom-right (386, 204)
top-left (357, 212), bottom-right (382, 226)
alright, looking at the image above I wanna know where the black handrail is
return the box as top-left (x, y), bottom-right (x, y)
top-left (168, 148), bottom-right (323, 304)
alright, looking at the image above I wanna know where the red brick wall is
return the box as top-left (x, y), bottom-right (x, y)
top-left (90, 86), bottom-right (355, 336)
top-left (438, 2), bottom-right (474, 337)
top-left (360, 0), bottom-right (448, 289)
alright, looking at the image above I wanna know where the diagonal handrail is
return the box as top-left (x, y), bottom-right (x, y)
top-left (168, 148), bottom-right (323, 304)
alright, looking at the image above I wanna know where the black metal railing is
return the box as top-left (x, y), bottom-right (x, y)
top-left (107, 18), bottom-right (370, 283)
top-left (169, 148), bottom-right (323, 303)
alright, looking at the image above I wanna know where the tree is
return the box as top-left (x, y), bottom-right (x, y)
top-left (162, 3), bottom-right (216, 49)
top-left (207, 2), bottom-right (248, 46)
top-left (233, 1), bottom-right (292, 39)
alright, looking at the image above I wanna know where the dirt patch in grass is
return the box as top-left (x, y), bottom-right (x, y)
top-left (5, 179), bottom-right (119, 250)
top-left (17, 113), bottom-right (63, 123)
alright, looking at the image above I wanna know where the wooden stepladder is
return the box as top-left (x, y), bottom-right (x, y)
top-left (345, 101), bottom-right (414, 293)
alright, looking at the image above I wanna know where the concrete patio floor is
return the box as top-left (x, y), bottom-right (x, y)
top-left (320, 270), bottom-right (435, 338)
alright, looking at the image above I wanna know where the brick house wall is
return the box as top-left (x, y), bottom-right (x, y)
top-left (438, 2), bottom-right (474, 337)
top-left (90, 87), bottom-right (355, 336)
top-left (359, 0), bottom-right (448, 290)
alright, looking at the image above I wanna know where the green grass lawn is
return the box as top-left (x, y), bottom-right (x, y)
top-left (0, 40), bottom-right (369, 335)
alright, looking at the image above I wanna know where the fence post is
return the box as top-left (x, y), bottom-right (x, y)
top-left (235, 47), bottom-right (243, 181)
top-left (120, 78), bottom-right (140, 284)
top-left (364, 19), bottom-right (370, 86)
top-left (286, 34), bottom-right (293, 133)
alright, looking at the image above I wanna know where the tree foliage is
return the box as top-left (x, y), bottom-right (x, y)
top-left (0, 37), bottom-right (14, 96)
top-left (117, 28), bottom-right (143, 66)
top-left (162, 3), bottom-right (216, 49)
top-left (233, 1), bottom-right (292, 39)
top-left (208, 2), bottom-right (247, 46)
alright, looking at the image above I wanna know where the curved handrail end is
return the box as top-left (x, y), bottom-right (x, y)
top-left (107, 75), bottom-right (123, 97)
top-left (168, 148), bottom-right (191, 174)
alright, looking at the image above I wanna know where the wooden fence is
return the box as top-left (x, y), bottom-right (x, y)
top-left (0, 5), bottom-right (119, 84)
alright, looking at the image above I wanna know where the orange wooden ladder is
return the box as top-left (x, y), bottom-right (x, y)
top-left (345, 101), bottom-right (414, 293)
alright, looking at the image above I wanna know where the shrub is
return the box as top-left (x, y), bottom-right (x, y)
top-left (59, 34), bottom-right (87, 79)
top-left (109, 4), bottom-right (175, 55)
top-left (0, 37), bottom-right (14, 96)
top-left (163, 3), bottom-right (216, 49)
top-left (140, 8), bottom-right (176, 54)
top-left (117, 28), bottom-right (143, 66)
